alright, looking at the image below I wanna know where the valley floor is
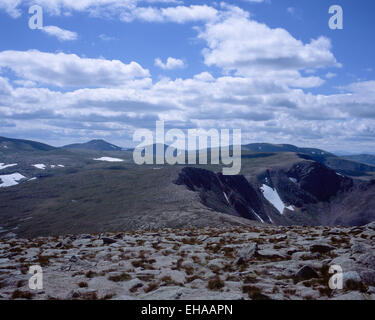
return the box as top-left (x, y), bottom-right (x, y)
top-left (1, 224), bottom-right (375, 300)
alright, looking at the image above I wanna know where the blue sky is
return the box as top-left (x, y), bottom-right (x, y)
top-left (0, 0), bottom-right (374, 153)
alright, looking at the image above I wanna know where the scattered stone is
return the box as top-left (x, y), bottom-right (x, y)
top-left (0, 226), bottom-right (373, 300)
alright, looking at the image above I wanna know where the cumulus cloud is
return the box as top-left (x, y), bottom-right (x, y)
top-left (0, 2), bottom-right (374, 152)
top-left (1, 71), bottom-right (375, 151)
top-left (41, 25), bottom-right (78, 41)
top-left (0, 50), bottom-right (150, 87)
top-left (198, 12), bottom-right (339, 81)
top-left (155, 57), bottom-right (185, 70)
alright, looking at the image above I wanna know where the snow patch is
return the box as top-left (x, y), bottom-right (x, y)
top-left (289, 177), bottom-right (297, 183)
top-left (33, 164), bottom-right (46, 170)
top-left (223, 192), bottom-right (230, 205)
top-left (0, 163), bottom-right (17, 170)
top-left (94, 157), bottom-right (124, 162)
top-left (260, 184), bottom-right (292, 215)
top-left (0, 173), bottom-right (26, 188)
top-left (251, 209), bottom-right (264, 224)
top-left (336, 172), bottom-right (345, 177)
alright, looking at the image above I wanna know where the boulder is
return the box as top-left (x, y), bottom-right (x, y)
top-left (342, 271), bottom-right (363, 290)
top-left (310, 243), bottom-right (335, 254)
top-left (295, 265), bottom-right (319, 281)
top-left (257, 249), bottom-right (285, 260)
top-left (102, 237), bottom-right (117, 245)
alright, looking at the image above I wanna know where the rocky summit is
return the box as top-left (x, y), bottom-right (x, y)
top-left (1, 223), bottom-right (374, 300)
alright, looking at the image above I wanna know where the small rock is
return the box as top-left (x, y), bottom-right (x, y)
top-left (80, 234), bottom-right (92, 239)
top-left (275, 235), bottom-right (287, 241)
top-left (310, 243), bottom-right (335, 254)
top-left (237, 243), bottom-right (258, 259)
top-left (102, 237), bottom-right (117, 245)
top-left (69, 255), bottom-right (78, 263)
top-left (295, 265), bottom-right (319, 281)
top-left (257, 249), bottom-right (285, 260)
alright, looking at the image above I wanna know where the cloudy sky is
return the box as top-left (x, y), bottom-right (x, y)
top-left (0, 0), bottom-right (374, 153)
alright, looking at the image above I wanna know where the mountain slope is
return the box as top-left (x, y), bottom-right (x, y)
top-left (0, 136), bottom-right (56, 152)
top-left (243, 143), bottom-right (334, 157)
top-left (343, 154), bottom-right (375, 166)
top-left (243, 143), bottom-right (375, 178)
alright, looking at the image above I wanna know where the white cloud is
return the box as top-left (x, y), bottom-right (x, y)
top-left (325, 72), bottom-right (337, 79)
top-left (287, 7), bottom-right (295, 15)
top-left (99, 33), bottom-right (117, 41)
top-left (154, 57), bottom-right (185, 70)
top-left (0, 0), bottom-right (22, 18)
top-left (242, 0), bottom-right (266, 3)
top-left (0, 1), bottom-right (218, 24)
top-left (0, 2), bottom-right (374, 152)
top-left (199, 16), bottom-right (338, 73)
top-left (1, 71), bottom-right (375, 152)
top-left (42, 25), bottom-right (78, 41)
top-left (121, 4), bottom-right (218, 23)
top-left (0, 50), bottom-right (150, 87)
top-left (197, 10), bottom-right (339, 88)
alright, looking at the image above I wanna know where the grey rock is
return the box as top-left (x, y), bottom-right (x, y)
top-left (292, 251), bottom-right (319, 261)
top-left (69, 255), bottom-right (78, 263)
top-left (332, 292), bottom-right (366, 300)
top-left (351, 242), bottom-right (367, 254)
top-left (257, 249), bottom-right (285, 259)
top-left (343, 271), bottom-right (362, 289)
top-left (237, 243), bottom-right (258, 259)
top-left (359, 270), bottom-right (375, 286)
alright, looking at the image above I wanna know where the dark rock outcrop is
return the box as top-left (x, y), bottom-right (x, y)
top-left (175, 167), bottom-right (270, 223)
top-left (287, 161), bottom-right (353, 202)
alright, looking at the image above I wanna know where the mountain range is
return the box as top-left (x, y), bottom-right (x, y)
top-left (1, 136), bottom-right (375, 238)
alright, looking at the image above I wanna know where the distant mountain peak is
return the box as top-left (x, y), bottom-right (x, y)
top-left (62, 139), bottom-right (122, 151)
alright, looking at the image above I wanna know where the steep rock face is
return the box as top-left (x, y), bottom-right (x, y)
top-left (175, 167), bottom-right (270, 224)
top-left (175, 161), bottom-right (365, 226)
top-left (287, 161), bottom-right (353, 202)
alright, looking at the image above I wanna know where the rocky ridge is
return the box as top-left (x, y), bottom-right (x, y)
top-left (1, 223), bottom-right (375, 300)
